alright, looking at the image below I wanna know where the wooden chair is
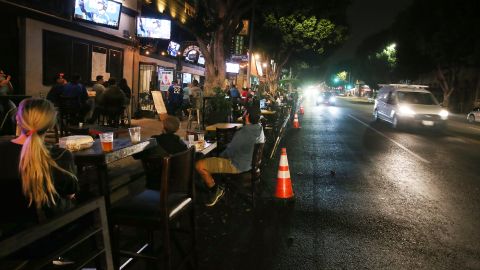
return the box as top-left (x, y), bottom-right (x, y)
top-left (215, 126), bottom-right (237, 154)
top-left (111, 147), bottom-right (197, 270)
top-left (0, 197), bottom-right (113, 269)
top-left (221, 143), bottom-right (265, 207)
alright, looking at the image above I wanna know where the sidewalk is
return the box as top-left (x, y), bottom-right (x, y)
top-left (114, 116), bottom-right (284, 269)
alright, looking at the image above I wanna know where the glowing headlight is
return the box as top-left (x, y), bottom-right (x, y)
top-left (399, 105), bottom-right (416, 116)
top-left (317, 96), bottom-right (324, 102)
top-left (439, 109), bottom-right (449, 119)
top-left (329, 96), bottom-right (336, 103)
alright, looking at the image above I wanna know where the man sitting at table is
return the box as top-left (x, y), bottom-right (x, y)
top-left (134, 115), bottom-right (187, 190)
top-left (196, 106), bottom-right (265, 207)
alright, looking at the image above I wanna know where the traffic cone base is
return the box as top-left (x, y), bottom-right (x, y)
top-left (275, 148), bottom-right (294, 199)
top-left (293, 113), bottom-right (301, 129)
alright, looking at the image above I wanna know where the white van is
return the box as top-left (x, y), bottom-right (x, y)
top-left (373, 84), bottom-right (449, 129)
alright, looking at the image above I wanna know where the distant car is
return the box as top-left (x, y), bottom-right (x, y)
top-left (316, 92), bottom-right (336, 105)
top-left (467, 107), bottom-right (480, 123)
top-left (373, 84), bottom-right (448, 129)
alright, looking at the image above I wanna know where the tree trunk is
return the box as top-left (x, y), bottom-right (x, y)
top-left (202, 27), bottom-right (227, 96)
top-left (436, 65), bottom-right (457, 108)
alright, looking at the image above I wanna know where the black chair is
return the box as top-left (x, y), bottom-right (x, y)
top-left (111, 147), bottom-right (197, 270)
top-left (0, 197), bottom-right (113, 269)
top-left (221, 143), bottom-right (265, 207)
top-left (58, 96), bottom-right (82, 136)
top-left (215, 126), bottom-right (237, 154)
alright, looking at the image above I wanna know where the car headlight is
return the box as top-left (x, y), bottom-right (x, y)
top-left (399, 105), bottom-right (416, 116)
top-left (317, 96), bottom-right (324, 102)
top-left (439, 109), bottom-right (449, 120)
top-left (329, 96), bottom-right (336, 103)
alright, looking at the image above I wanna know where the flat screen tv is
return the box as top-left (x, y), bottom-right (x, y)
top-left (73, 0), bottom-right (122, 29)
top-left (137, 17), bottom-right (171, 39)
top-left (226, 62), bottom-right (240, 74)
top-left (197, 56), bottom-right (205, 65)
top-left (167, 41), bottom-right (180, 57)
top-left (182, 73), bottom-right (192, 84)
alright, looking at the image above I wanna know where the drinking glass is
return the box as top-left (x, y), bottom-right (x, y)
top-left (197, 133), bottom-right (205, 142)
top-left (188, 134), bottom-right (195, 145)
top-left (128, 127), bottom-right (141, 144)
top-left (99, 132), bottom-right (114, 152)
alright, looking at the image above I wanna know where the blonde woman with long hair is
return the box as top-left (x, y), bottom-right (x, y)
top-left (0, 98), bottom-right (78, 228)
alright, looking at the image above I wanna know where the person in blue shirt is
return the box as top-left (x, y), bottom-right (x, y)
top-left (229, 83), bottom-right (240, 100)
top-left (62, 73), bottom-right (89, 121)
top-left (46, 73), bottom-right (67, 107)
top-left (195, 105), bottom-right (265, 206)
top-left (167, 80), bottom-right (183, 117)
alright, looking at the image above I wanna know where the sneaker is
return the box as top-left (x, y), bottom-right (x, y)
top-left (205, 185), bottom-right (224, 207)
top-left (52, 257), bottom-right (75, 266)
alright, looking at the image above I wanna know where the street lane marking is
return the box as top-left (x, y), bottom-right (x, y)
top-left (348, 114), bottom-right (431, 164)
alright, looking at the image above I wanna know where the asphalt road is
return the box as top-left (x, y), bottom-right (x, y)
top-left (256, 97), bottom-right (480, 270)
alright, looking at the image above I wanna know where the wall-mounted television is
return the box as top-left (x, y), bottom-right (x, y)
top-left (182, 73), bottom-right (192, 84)
top-left (197, 56), bottom-right (205, 65)
top-left (137, 17), bottom-right (171, 39)
top-left (167, 41), bottom-right (180, 57)
top-left (226, 62), bottom-right (240, 74)
top-left (73, 0), bottom-right (122, 29)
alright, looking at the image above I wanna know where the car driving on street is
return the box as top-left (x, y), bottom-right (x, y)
top-left (373, 84), bottom-right (449, 129)
top-left (316, 92), bottom-right (336, 106)
top-left (467, 107), bottom-right (480, 123)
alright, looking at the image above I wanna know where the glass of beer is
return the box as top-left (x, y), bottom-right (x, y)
top-left (128, 127), bottom-right (141, 144)
top-left (99, 132), bottom-right (114, 152)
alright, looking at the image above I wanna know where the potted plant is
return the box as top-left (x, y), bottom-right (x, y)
top-left (204, 87), bottom-right (232, 125)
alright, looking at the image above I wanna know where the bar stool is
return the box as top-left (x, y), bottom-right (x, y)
top-left (186, 108), bottom-right (201, 130)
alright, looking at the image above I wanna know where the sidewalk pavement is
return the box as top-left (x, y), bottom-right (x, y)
top-left (115, 116), bottom-right (284, 269)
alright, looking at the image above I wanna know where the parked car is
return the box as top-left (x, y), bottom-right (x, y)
top-left (316, 92), bottom-right (336, 105)
top-left (467, 107), bottom-right (480, 123)
top-left (373, 84), bottom-right (449, 129)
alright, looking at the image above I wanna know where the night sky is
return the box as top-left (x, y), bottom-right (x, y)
top-left (327, 0), bottom-right (413, 64)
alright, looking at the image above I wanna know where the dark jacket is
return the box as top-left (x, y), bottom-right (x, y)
top-left (134, 133), bottom-right (187, 190)
top-left (0, 142), bottom-right (79, 237)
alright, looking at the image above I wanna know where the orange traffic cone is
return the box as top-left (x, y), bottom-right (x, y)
top-left (275, 148), bottom-right (294, 199)
top-left (293, 113), bottom-right (300, 128)
top-left (299, 106), bottom-right (304, 115)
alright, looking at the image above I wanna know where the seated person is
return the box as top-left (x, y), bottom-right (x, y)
top-left (46, 73), bottom-right (67, 107)
top-left (62, 73), bottom-right (89, 121)
top-left (0, 98), bottom-right (79, 237)
top-left (93, 78), bottom-right (127, 124)
top-left (134, 115), bottom-right (187, 190)
top-left (0, 97), bottom-right (17, 135)
top-left (195, 106), bottom-right (265, 207)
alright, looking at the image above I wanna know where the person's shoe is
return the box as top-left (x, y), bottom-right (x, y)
top-left (52, 257), bottom-right (75, 266)
top-left (205, 185), bottom-right (224, 207)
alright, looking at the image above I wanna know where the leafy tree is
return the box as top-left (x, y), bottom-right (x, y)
top-left (352, 29), bottom-right (397, 90)
top-left (178, 0), bottom-right (256, 95)
top-left (392, 0), bottom-right (480, 107)
top-left (256, 0), bottom-right (348, 93)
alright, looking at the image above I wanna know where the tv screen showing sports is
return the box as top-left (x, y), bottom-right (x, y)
top-left (182, 73), bottom-right (192, 84)
top-left (73, 0), bottom-right (122, 29)
top-left (197, 56), bottom-right (205, 65)
top-left (167, 41), bottom-right (180, 57)
top-left (226, 62), bottom-right (240, 74)
top-left (137, 17), bottom-right (171, 39)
